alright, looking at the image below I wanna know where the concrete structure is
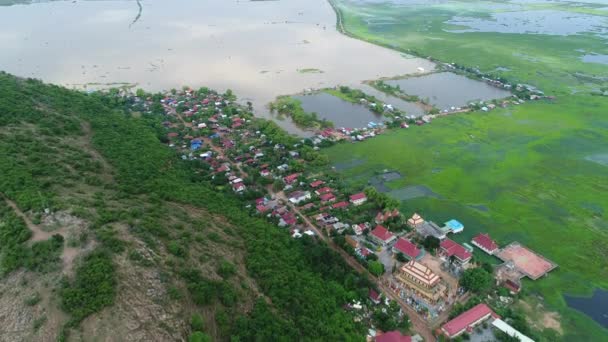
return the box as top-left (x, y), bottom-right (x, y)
top-left (492, 319), bottom-right (534, 342)
top-left (395, 261), bottom-right (445, 304)
top-left (495, 242), bottom-right (558, 280)
top-left (415, 221), bottom-right (446, 240)
top-left (441, 303), bottom-right (499, 339)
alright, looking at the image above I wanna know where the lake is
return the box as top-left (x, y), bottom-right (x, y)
top-left (0, 0), bottom-right (435, 135)
top-left (293, 92), bottom-right (382, 129)
top-left (386, 72), bottom-right (511, 109)
top-left (565, 289), bottom-right (608, 328)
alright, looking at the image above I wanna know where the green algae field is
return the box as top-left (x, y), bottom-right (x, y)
top-left (327, 0), bottom-right (608, 340)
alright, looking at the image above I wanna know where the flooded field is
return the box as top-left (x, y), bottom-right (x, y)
top-left (386, 72), bottom-right (511, 109)
top-left (565, 289), bottom-right (608, 328)
top-left (293, 92), bottom-right (381, 128)
top-left (582, 54), bottom-right (608, 65)
top-left (446, 10), bottom-right (608, 37)
top-left (0, 0), bottom-right (435, 135)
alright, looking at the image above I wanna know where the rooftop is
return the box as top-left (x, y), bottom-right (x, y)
top-left (371, 225), bottom-right (394, 242)
top-left (393, 238), bottom-right (420, 259)
top-left (472, 233), bottom-right (499, 253)
top-left (441, 303), bottom-right (497, 337)
top-left (375, 331), bottom-right (412, 342)
top-left (400, 260), bottom-right (440, 287)
top-left (440, 239), bottom-right (472, 261)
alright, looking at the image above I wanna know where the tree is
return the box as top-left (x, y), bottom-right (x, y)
top-left (422, 236), bottom-right (440, 252)
top-left (189, 331), bottom-right (211, 342)
top-left (368, 261), bottom-right (384, 276)
top-left (191, 313), bottom-right (205, 332)
top-left (460, 268), bottom-right (493, 293)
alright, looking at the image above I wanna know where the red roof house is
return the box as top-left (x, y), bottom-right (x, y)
top-left (332, 201), bottom-right (349, 209)
top-left (369, 289), bottom-right (381, 305)
top-left (375, 331), bottom-right (412, 342)
top-left (472, 233), bottom-right (499, 255)
top-left (392, 238), bottom-right (421, 260)
top-left (283, 173), bottom-right (300, 185)
top-left (440, 239), bottom-right (472, 265)
top-left (319, 193), bottom-right (336, 203)
top-left (375, 209), bottom-right (400, 224)
top-left (310, 180), bottom-right (325, 188)
top-left (370, 225), bottom-right (396, 246)
top-left (349, 192), bottom-right (367, 206)
top-left (315, 187), bottom-right (333, 195)
top-left (441, 303), bottom-right (499, 338)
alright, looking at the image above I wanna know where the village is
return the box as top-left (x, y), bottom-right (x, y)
top-left (127, 85), bottom-right (557, 342)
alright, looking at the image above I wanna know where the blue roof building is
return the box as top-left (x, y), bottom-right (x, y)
top-left (191, 139), bottom-right (203, 151)
top-left (445, 219), bottom-right (464, 234)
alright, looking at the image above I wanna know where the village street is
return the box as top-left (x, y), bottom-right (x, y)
top-left (274, 191), bottom-right (436, 342)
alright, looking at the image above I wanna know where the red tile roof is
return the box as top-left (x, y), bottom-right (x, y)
top-left (319, 193), bottom-right (336, 202)
top-left (440, 239), bottom-right (472, 261)
top-left (332, 201), bottom-right (349, 209)
top-left (369, 289), bottom-right (381, 302)
top-left (472, 233), bottom-right (499, 252)
top-left (283, 173), bottom-right (300, 184)
top-left (375, 331), bottom-right (412, 342)
top-left (393, 238), bottom-right (420, 259)
top-left (371, 225), bottom-right (394, 242)
top-left (310, 180), bottom-right (325, 188)
top-left (441, 303), bottom-right (498, 337)
top-left (350, 192), bottom-right (367, 201)
top-left (316, 187), bottom-right (333, 195)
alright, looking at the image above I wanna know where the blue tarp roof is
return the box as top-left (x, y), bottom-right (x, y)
top-left (445, 219), bottom-right (464, 231)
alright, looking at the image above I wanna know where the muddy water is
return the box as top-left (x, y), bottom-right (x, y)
top-left (293, 92), bottom-right (382, 129)
top-left (0, 0), bottom-right (435, 134)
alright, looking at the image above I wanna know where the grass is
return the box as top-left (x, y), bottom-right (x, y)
top-left (327, 1), bottom-right (608, 339)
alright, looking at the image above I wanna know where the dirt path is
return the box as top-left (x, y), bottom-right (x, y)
top-left (1, 194), bottom-right (52, 242)
top-left (274, 191), bottom-right (436, 341)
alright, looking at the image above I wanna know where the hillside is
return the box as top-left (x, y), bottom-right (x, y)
top-left (0, 72), bottom-right (371, 341)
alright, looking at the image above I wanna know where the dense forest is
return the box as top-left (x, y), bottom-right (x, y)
top-left (0, 72), bottom-right (371, 341)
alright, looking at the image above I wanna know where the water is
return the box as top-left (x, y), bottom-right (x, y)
top-left (582, 54), bottom-right (608, 65)
top-left (293, 92), bottom-right (382, 129)
top-left (0, 0), bottom-right (436, 135)
top-left (446, 10), bottom-right (608, 37)
top-left (565, 289), bottom-right (608, 328)
top-left (386, 72), bottom-right (511, 109)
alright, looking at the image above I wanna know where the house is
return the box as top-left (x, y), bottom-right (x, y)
top-left (369, 289), bottom-right (381, 305)
top-left (369, 225), bottom-right (396, 246)
top-left (319, 193), bottom-right (336, 203)
top-left (395, 261), bottom-right (445, 304)
top-left (472, 233), bottom-right (499, 255)
top-left (392, 238), bottom-right (421, 261)
top-left (439, 239), bottom-right (472, 265)
top-left (357, 248), bottom-right (373, 259)
top-left (407, 213), bottom-right (424, 228)
top-left (232, 182), bottom-right (246, 193)
top-left (310, 180), bottom-right (325, 188)
top-left (353, 223), bottom-right (368, 236)
top-left (260, 169), bottom-right (270, 177)
top-left (288, 191), bottom-right (311, 205)
top-left (332, 201), bottom-right (349, 210)
top-left (441, 304), bottom-right (499, 339)
top-left (315, 187), bottom-right (333, 195)
top-left (375, 209), bottom-right (400, 224)
top-left (349, 192), bottom-right (367, 206)
top-left (283, 173), bottom-right (300, 185)
top-left (278, 213), bottom-right (297, 227)
top-left (375, 331), bottom-right (412, 342)
top-left (444, 219), bottom-right (464, 234)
